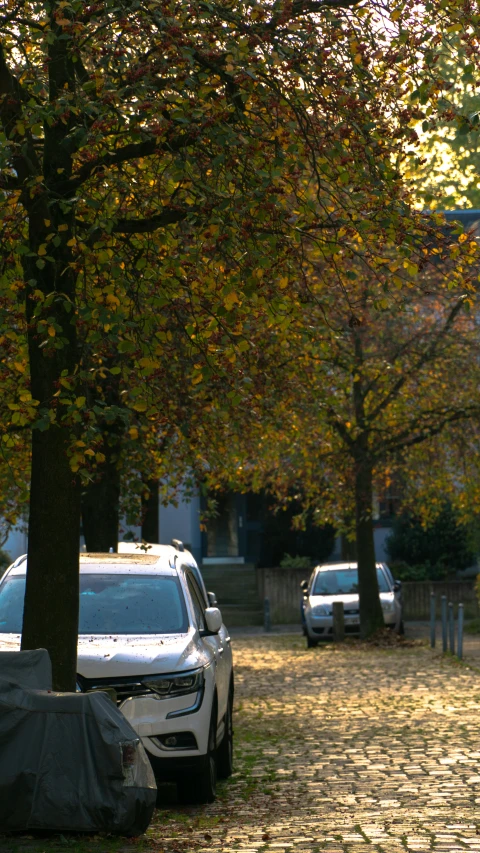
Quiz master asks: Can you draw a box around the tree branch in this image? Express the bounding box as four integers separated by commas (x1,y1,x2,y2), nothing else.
110,206,194,234
367,296,467,423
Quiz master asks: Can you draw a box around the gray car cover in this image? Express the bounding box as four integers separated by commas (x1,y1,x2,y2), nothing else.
0,650,157,835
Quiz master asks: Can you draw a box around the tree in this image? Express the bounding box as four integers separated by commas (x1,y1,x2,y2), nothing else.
405,34,480,210
1,0,478,686
207,264,480,636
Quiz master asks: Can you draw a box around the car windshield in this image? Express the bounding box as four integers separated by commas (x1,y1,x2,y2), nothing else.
0,574,188,635
312,567,390,595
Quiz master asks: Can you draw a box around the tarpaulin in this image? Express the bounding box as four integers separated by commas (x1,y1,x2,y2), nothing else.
0,650,156,835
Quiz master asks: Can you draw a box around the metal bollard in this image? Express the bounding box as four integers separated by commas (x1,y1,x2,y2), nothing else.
430,591,436,648
332,601,345,643
264,597,271,633
458,603,464,661
448,601,455,654
441,595,447,652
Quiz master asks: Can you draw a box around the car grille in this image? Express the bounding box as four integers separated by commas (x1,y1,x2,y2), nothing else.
77,674,155,704
313,624,360,635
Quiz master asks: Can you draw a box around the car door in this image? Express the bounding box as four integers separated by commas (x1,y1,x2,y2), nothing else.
185,571,229,723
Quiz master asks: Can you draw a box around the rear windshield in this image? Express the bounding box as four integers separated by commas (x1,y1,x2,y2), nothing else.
0,574,188,635
312,567,390,595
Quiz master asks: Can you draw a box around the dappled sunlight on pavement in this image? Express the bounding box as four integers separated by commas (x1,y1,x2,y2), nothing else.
152,633,480,853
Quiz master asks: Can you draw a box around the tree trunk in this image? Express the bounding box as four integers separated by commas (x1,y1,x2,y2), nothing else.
81,444,121,553
22,427,80,691
17,9,82,691
141,479,159,543
354,457,384,638
21,248,80,692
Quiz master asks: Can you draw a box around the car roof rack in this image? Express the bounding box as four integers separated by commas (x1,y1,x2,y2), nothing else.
171,538,184,552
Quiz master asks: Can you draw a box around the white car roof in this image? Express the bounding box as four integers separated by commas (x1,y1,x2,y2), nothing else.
5,546,196,578
314,562,385,572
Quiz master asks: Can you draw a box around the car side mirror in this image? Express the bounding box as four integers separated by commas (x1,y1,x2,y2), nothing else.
300,580,308,593
393,580,402,593
207,591,218,607
202,607,222,635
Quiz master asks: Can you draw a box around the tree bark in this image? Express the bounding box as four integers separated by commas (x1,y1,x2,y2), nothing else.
22,426,80,691
81,441,121,553
21,245,80,692
141,479,160,543
354,457,384,638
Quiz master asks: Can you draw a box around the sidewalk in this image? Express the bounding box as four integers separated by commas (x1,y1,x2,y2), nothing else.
406,619,480,663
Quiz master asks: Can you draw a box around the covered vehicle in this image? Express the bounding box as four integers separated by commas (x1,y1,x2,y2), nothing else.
0,649,156,834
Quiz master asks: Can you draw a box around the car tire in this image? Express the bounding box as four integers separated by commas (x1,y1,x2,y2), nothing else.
307,635,318,648
217,686,234,779
177,708,217,804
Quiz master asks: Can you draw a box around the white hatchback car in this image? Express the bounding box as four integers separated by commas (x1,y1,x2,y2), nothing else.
302,561,403,647
0,543,233,804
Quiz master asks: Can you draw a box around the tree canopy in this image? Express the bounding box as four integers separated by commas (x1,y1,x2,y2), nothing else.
1,0,480,681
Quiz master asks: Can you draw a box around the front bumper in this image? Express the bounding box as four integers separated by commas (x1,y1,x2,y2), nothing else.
305,610,397,638
79,665,215,762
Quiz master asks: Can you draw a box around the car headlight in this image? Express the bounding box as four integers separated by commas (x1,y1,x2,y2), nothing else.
311,604,331,616
381,600,395,614
142,668,204,698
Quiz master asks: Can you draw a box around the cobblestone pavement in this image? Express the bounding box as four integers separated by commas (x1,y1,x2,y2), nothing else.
4,632,480,853
153,633,480,853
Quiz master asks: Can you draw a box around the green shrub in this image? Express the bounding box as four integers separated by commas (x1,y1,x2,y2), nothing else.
388,560,431,581
279,553,313,569
386,503,474,580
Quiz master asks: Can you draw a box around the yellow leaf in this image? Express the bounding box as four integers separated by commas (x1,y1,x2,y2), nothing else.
38,245,47,256
13,362,26,373
132,401,148,412
95,452,106,463
129,427,139,440
48,325,56,337
84,449,95,456
224,291,241,311
58,224,68,232
75,396,86,408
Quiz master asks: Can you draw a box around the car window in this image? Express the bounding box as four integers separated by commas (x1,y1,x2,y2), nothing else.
186,574,206,631
0,574,188,635
312,567,390,595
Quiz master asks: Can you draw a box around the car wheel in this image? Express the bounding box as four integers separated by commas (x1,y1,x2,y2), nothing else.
177,708,217,804
217,686,233,779
307,635,318,648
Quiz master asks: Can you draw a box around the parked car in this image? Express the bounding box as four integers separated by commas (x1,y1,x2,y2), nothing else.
0,542,233,804
301,561,403,647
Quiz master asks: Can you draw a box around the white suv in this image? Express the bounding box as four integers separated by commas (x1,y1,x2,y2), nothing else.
0,543,233,804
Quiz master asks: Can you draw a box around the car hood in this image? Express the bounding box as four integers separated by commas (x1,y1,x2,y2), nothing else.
0,630,212,679
308,592,393,606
